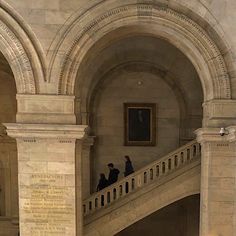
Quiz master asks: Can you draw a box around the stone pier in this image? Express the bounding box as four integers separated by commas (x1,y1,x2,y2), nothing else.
196,127,236,236
4,124,87,236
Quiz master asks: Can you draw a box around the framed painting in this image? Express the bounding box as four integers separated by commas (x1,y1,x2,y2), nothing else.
124,103,156,146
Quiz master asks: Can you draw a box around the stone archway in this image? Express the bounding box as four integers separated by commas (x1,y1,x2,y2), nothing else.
0,1,45,94
53,1,232,103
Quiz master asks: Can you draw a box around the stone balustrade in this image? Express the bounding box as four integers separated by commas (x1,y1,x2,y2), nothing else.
83,140,201,216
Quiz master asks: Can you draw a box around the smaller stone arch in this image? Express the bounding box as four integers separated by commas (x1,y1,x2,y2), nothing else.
0,1,45,94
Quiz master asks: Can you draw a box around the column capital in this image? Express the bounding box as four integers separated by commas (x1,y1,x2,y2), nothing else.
3,123,88,140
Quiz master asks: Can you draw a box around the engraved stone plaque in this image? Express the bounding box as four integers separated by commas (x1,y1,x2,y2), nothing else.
20,174,75,236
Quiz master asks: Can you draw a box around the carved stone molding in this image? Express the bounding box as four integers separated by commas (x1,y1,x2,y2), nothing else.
0,1,45,94
0,20,35,93
3,123,88,141
55,2,231,102
195,126,236,144
195,127,226,143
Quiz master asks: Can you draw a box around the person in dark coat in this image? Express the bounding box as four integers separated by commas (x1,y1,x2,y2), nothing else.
124,155,134,177
107,163,120,185
97,173,109,191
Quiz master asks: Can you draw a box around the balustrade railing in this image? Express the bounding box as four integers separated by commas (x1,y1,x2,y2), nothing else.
83,140,200,216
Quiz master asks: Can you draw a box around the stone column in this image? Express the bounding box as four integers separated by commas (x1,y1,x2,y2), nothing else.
4,123,87,236
195,127,236,236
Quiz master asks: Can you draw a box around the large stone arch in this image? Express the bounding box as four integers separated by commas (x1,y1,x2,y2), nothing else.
51,1,233,102
0,1,45,94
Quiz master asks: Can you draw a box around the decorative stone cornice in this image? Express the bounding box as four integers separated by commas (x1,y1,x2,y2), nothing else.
195,126,236,143
3,123,88,140
195,128,227,143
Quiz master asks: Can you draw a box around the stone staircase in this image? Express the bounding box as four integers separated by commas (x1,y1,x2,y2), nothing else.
83,141,201,236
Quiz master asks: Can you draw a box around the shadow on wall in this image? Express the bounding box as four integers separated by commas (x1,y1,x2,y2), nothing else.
116,194,200,236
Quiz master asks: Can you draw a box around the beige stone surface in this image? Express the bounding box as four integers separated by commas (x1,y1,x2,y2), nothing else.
0,0,236,235
16,94,76,124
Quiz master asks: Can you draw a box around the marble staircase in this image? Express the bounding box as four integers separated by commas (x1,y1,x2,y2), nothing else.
83,141,201,236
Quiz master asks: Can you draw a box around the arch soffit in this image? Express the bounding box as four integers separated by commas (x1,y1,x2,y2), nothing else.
0,1,45,94
54,2,231,101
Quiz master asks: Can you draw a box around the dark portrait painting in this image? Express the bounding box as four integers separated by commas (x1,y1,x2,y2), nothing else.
124,103,156,146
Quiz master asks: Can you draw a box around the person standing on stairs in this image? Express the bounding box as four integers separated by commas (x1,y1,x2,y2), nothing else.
107,163,120,185
124,155,134,177
97,173,109,191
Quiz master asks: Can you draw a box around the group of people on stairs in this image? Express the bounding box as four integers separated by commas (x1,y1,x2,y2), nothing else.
96,156,134,191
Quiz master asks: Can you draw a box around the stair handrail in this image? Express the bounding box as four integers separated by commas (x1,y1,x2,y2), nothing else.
83,140,200,216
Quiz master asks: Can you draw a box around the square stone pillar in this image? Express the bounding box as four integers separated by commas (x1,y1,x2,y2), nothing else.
80,137,95,199
195,127,236,236
4,123,87,236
